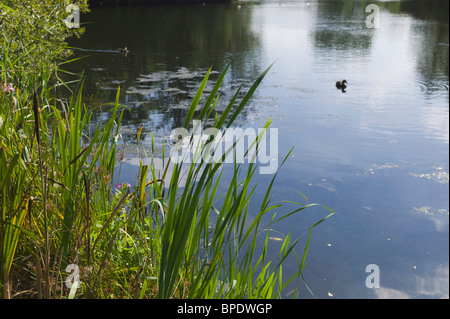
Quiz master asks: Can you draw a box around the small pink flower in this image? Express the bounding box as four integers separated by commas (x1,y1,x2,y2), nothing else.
117,183,131,189
2,83,15,93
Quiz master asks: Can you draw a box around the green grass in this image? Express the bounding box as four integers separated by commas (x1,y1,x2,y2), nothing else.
0,37,334,299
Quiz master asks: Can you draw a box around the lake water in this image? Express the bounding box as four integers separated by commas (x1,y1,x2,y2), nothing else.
67,0,449,298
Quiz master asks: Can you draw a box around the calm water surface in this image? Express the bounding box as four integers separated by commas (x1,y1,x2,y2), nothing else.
68,0,449,298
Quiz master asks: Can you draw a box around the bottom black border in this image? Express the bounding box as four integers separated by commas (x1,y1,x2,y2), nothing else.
1,298,443,317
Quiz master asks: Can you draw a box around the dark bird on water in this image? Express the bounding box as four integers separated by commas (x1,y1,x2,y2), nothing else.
119,47,129,54
335,80,348,90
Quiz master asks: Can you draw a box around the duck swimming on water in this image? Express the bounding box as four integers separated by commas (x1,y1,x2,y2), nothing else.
335,80,348,90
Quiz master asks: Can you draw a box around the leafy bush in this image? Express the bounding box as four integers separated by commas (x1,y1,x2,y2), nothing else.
0,0,89,72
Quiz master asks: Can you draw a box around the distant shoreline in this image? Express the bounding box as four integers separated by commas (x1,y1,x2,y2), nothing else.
88,0,233,7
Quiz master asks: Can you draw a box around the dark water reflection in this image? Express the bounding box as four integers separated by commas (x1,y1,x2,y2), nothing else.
67,0,448,298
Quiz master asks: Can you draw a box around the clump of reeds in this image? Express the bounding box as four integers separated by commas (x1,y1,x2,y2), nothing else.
0,39,334,299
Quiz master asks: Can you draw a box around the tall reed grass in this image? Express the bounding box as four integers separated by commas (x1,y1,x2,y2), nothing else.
0,38,334,298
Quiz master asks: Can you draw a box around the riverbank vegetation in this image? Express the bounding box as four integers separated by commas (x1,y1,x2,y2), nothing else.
0,0,333,299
